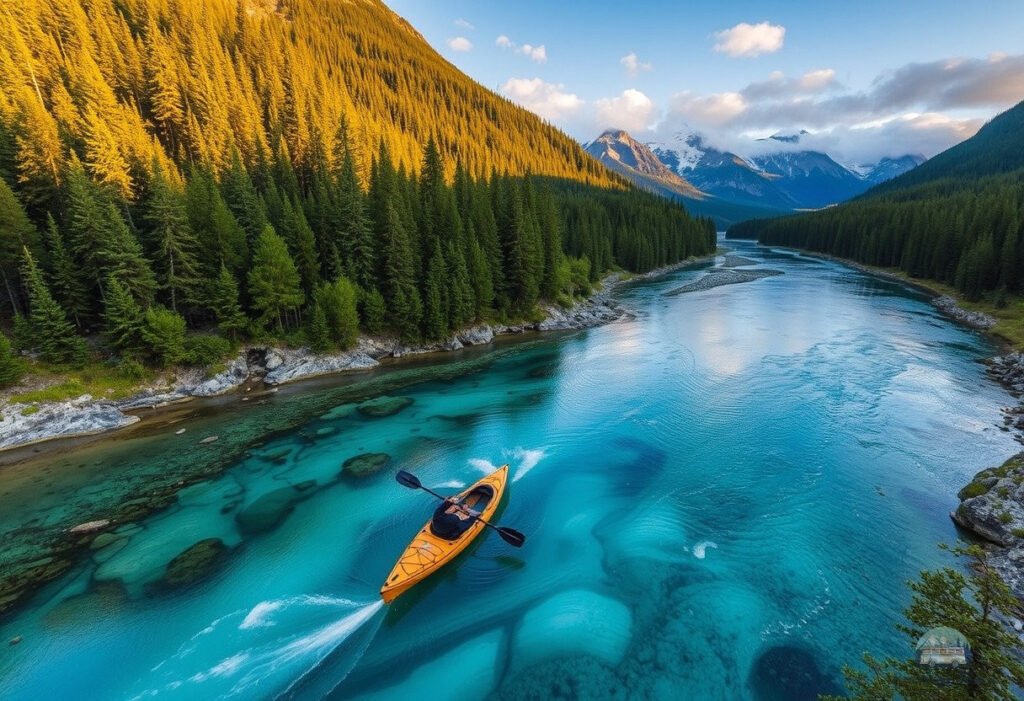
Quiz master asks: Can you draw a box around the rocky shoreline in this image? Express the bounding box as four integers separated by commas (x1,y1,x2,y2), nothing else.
0,270,635,453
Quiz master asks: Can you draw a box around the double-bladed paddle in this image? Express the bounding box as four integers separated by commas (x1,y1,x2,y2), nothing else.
395,470,526,548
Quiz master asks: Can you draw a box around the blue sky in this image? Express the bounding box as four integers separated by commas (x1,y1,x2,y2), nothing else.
383,0,1024,163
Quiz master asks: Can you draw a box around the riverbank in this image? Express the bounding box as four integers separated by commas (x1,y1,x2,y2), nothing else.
0,253,721,454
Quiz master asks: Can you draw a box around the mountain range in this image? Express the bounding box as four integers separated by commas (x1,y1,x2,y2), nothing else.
585,128,925,226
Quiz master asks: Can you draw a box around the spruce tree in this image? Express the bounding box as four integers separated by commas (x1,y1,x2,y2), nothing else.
221,150,268,243
103,276,146,356
247,225,304,331
0,178,42,315
306,302,330,352
361,287,386,335
423,241,448,340
317,278,360,348
210,265,247,340
141,307,187,367
20,247,87,365
43,215,90,328
185,166,248,277
144,161,199,312
0,331,23,388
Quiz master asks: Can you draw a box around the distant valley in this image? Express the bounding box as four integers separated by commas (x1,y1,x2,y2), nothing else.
585,128,925,227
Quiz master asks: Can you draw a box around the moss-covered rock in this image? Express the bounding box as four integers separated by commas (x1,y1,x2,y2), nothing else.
235,483,317,534
342,453,391,478
357,396,414,418
161,538,228,588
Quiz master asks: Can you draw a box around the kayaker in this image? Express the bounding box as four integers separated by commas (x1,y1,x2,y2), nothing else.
430,497,480,538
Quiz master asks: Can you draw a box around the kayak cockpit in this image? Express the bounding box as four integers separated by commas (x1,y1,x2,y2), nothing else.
429,485,494,540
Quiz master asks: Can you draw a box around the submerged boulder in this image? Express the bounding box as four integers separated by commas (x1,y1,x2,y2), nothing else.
512,589,633,673
357,396,414,418
342,452,392,478
236,483,317,534
160,538,229,589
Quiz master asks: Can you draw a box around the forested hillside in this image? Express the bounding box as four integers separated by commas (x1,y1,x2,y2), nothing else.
0,0,714,380
727,101,1024,302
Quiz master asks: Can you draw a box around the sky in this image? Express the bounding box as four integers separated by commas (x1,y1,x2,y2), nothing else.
382,0,1024,165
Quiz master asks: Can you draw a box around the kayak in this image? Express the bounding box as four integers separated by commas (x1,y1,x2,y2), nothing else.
380,465,509,603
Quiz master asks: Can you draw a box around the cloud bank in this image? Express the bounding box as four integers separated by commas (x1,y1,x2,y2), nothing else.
713,22,786,58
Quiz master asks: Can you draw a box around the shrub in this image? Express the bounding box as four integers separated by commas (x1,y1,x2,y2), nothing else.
141,307,187,367
117,357,147,381
960,481,991,499
999,511,1013,524
184,334,233,367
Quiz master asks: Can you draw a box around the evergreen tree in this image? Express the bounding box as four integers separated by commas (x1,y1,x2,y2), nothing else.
221,150,268,243
185,166,248,277
42,215,90,328
825,544,1024,701
380,202,422,341
0,178,41,315
361,287,386,335
279,196,319,295
210,264,247,340
20,247,87,364
103,275,145,356
144,161,200,312
317,277,360,349
142,307,187,367
247,225,304,330
423,240,448,340
305,302,330,352
0,331,23,388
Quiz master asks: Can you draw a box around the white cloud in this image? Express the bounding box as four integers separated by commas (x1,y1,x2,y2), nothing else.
447,37,473,52
713,22,786,58
621,52,653,78
454,18,474,31
799,69,836,91
496,36,547,63
595,89,657,132
669,91,747,125
518,44,547,64
501,78,583,122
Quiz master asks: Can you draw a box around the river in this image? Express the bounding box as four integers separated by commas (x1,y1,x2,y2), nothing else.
0,239,1017,700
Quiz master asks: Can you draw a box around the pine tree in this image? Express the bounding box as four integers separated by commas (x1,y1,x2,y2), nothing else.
317,277,360,349
20,247,87,365
422,241,448,341
144,160,199,312
247,225,304,330
221,150,268,242
42,215,90,328
0,178,41,316
305,302,330,352
103,275,145,356
185,166,248,277
141,307,187,367
279,196,319,295
0,331,23,388
210,264,247,340
361,287,386,336
380,202,422,341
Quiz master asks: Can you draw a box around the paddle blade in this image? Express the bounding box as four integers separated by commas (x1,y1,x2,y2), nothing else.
395,470,421,490
497,527,526,548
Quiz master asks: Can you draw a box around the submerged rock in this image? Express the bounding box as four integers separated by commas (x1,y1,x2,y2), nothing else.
342,452,392,477
161,538,229,588
9,635,22,646
748,645,841,701
512,589,633,672
69,520,111,534
235,483,317,534
357,396,414,418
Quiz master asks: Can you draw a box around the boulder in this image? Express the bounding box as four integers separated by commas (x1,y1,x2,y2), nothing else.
458,325,495,346
199,435,219,444
342,452,391,477
160,538,229,588
235,483,316,534
357,396,414,418
69,520,111,534
189,356,249,397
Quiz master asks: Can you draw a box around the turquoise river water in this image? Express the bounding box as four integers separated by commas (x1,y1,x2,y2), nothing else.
0,239,1018,700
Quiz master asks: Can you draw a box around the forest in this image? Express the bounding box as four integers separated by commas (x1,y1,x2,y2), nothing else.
0,0,715,381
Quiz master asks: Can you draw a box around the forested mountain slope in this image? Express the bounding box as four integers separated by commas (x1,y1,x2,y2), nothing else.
0,0,714,379
727,101,1024,302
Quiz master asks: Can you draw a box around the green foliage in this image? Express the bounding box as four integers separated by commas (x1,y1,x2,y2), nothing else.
143,161,200,312
0,177,42,316
141,307,187,367
247,226,304,331
316,278,360,349
20,247,87,365
210,265,247,340
183,335,233,367
102,276,145,356
360,287,387,335
824,544,1024,701
306,303,331,352
0,331,23,387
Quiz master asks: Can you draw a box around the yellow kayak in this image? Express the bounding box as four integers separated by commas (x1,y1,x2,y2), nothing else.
380,465,509,603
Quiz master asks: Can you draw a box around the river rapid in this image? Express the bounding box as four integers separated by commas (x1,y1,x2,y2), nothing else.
0,239,1017,700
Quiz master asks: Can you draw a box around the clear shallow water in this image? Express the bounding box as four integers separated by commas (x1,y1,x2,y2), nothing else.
0,240,1018,700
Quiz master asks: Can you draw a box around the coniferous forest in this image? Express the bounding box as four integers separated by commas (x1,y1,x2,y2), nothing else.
727,101,1024,303
0,0,715,375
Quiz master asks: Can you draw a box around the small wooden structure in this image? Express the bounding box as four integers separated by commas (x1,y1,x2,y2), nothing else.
916,626,970,667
